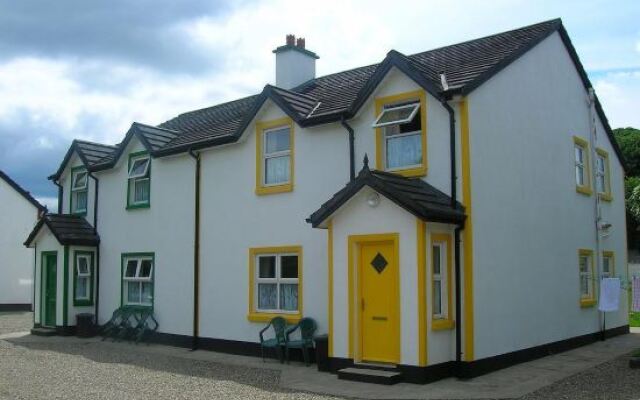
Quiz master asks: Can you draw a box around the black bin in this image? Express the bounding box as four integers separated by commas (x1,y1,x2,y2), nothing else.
314,334,330,372
76,313,96,338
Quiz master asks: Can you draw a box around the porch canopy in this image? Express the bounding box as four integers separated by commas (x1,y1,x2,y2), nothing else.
307,158,466,228
24,214,100,247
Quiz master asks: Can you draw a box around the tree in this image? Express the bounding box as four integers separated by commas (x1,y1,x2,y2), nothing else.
614,127,640,176
614,128,640,248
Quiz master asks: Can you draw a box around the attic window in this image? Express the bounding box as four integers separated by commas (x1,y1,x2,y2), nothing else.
372,102,420,128
128,157,150,179
72,171,88,190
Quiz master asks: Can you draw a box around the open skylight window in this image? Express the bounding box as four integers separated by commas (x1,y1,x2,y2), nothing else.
372,102,420,128
72,171,88,190
128,157,150,179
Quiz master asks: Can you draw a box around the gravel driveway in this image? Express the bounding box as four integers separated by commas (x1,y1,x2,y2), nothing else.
1,312,639,400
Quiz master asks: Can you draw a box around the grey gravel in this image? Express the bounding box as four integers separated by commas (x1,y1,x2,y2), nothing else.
0,311,32,335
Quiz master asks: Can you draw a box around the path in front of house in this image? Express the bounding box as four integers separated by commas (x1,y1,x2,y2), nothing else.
1,312,639,400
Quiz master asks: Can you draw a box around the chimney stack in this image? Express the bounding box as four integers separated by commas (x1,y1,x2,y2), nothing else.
273,34,319,89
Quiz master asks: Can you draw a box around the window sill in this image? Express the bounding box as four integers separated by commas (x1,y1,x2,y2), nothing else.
599,193,613,202
431,319,455,331
580,298,596,308
247,312,301,324
385,165,427,178
71,211,87,217
73,300,94,307
126,203,150,210
576,186,592,196
255,183,293,196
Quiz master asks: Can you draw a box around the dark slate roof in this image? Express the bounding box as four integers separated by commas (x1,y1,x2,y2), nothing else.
50,139,117,180
307,160,465,228
0,170,46,211
24,214,99,247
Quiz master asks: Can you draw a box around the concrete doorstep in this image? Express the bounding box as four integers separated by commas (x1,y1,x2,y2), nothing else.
5,331,640,400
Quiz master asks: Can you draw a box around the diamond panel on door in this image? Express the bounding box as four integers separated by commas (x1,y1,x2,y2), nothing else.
371,252,388,274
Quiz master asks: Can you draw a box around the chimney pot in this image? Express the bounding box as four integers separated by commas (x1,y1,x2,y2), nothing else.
296,38,305,49
286,34,295,46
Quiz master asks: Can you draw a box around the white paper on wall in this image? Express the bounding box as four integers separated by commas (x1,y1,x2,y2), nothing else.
598,278,620,312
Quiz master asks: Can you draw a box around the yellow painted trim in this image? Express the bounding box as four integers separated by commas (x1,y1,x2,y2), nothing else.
416,219,427,366
347,233,400,363
595,148,612,202
602,250,615,276
573,136,592,196
460,98,474,361
327,220,334,357
374,90,427,178
247,245,303,323
255,117,294,195
578,248,596,307
430,232,455,331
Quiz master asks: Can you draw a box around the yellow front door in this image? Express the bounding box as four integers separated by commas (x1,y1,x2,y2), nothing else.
359,240,399,364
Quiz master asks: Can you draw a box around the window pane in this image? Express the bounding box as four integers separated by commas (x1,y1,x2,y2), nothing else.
125,260,138,278
580,275,590,296
141,282,153,305
602,257,611,275
140,260,153,278
76,277,88,299
77,257,89,274
399,108,421,134
130,158,149,177
579,256,588,273
127,282,140,304
258,283,277,309
281,256,298,278
265,156,290,185
432,245,441,275
376,103,419,126
597,174,605,193
75,191,87,211
574,146,583,164
258,256,276,278
386,133,421,169
279,284,298,311
575,165,584,186
265,128,290,154
433,281,442,315
133,178,150,203
73,172,88,189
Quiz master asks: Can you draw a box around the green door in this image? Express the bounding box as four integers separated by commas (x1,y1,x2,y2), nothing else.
43,254,57,327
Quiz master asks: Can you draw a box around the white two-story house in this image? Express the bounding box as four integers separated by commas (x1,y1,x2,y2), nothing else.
25,19,628,383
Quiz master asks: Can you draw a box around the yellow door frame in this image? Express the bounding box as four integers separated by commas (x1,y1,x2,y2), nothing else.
347,233,400,364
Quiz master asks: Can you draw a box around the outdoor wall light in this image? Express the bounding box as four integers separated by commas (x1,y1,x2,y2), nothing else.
367,192,380,208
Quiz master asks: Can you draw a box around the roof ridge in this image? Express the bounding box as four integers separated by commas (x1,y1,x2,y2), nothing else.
74,139,118,149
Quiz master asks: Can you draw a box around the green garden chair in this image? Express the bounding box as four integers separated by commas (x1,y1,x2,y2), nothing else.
132,307,159,344
285,317,317,365
259,316,287,363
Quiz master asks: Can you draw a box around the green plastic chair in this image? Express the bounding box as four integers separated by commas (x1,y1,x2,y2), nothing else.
259,317,287,363
285,317,317,365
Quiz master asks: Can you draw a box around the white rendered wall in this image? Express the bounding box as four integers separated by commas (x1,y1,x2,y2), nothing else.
468,32,628,360
0,177,39,306
96,138,195,336
275,49,316,89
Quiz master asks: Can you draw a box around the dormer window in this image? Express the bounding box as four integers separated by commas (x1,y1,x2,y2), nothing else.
127,152,150,209
374,90,427,177
255,117,294,195
70,167,88,215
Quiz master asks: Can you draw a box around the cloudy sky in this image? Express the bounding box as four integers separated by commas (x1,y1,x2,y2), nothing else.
0,0,638,209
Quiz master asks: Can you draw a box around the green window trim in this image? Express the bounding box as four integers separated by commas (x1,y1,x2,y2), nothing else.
126,151,151,210
69,166,88,216
73,251,95,307
120,252,155,309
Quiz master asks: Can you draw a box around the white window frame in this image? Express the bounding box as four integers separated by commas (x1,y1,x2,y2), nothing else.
71,169,88,213
255,253,299,314
575,144,586,187
262,126,291,187
123,256,154,307
372,103,420,128
432,242,447,319
75,254,91,301
72,170,88,190
596,153,607,194
602,254,613,279
579,254,593,299
128,157,150,179
128,155,150,206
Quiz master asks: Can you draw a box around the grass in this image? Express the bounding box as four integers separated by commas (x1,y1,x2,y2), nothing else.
630,312,640,328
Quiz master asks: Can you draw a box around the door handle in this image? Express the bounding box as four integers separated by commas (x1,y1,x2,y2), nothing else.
372,316,388,321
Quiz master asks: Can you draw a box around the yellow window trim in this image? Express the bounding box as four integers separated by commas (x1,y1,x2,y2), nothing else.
573,136,592,196
460,98,474,361
602,250,615,276
327,220,334,357
247,245,303,323
595,148,612,202
578,248,596,307
374,90,427,178
430,232,455,331
347,233,400,362
255,117,294,195
416,219,427,366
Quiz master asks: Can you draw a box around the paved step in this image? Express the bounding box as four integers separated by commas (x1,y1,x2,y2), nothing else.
30,327,57,336
337,367,403,385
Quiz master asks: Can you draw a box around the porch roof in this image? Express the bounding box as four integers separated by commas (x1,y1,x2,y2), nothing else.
307,158,466,228
24,214,100,247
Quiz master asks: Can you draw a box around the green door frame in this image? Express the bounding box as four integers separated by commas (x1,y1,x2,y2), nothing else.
40,251,58,327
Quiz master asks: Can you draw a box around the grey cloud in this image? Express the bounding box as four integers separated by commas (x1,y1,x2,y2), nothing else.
0,0,243,74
